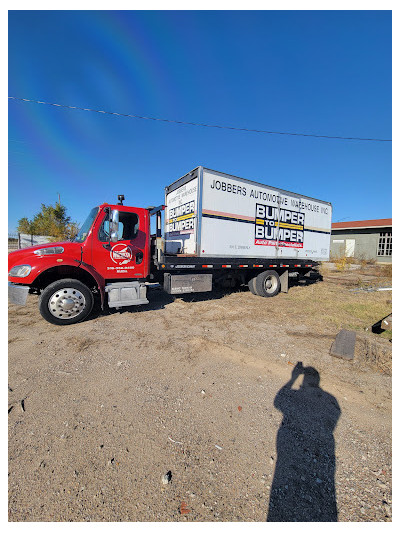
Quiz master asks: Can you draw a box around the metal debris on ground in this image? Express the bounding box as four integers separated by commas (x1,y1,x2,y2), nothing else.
349,286,392,293
382,315,392,329
168,436,183,445
370,313,392,334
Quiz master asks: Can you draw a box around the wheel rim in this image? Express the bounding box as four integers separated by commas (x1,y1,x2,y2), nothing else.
264,275,278,293
48,287,86,320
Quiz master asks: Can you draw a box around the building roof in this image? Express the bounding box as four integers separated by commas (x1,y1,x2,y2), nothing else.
332,218,392,230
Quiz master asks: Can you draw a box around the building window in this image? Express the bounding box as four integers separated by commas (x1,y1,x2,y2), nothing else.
377,231,392,256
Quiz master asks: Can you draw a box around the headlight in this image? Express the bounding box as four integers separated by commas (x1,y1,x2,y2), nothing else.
9,265,32,277
34,246,64,256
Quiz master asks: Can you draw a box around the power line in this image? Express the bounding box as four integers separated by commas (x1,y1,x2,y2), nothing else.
8,96,392,142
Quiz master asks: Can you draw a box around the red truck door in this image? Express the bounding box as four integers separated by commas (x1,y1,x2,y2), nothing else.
90,206,150,280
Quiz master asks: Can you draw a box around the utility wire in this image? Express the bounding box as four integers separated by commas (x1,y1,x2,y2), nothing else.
8,96,392,142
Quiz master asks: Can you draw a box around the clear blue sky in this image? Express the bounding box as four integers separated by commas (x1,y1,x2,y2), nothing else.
8,10,392,233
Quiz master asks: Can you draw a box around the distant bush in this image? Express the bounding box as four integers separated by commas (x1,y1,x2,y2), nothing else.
334,255,348,272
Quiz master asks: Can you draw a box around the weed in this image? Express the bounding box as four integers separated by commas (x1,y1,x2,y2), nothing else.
378,264,392,279
358,336,392,375
350,277,369,289
334,255,348,272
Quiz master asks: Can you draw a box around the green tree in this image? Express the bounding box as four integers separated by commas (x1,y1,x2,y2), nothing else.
16,217,33,234
17,202,79,241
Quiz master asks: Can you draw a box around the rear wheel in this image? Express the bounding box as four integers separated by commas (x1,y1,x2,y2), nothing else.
248,276,258,295
39,278,94,325
255,270,281,297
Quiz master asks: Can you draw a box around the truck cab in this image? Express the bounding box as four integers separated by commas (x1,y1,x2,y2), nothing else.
8,201,154,325
80,203,151,281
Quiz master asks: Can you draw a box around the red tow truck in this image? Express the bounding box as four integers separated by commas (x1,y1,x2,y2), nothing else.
8,167,330,325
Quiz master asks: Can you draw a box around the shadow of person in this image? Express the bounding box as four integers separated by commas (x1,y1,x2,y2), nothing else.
267,362,341,522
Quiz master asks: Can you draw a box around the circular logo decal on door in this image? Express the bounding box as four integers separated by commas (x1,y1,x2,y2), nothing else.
110,244,133,265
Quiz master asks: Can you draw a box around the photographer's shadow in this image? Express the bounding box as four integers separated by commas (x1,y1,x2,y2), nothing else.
267,363,341,522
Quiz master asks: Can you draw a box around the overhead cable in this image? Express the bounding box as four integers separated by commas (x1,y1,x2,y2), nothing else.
8,96,392,142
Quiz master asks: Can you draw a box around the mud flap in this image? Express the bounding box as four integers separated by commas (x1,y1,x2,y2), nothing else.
279,270,289,293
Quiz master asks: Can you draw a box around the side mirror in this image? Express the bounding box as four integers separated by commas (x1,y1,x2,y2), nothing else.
110,231,119,243
110,209,119,234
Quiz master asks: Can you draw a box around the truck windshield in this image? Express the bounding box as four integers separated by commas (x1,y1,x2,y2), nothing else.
74,207,99,243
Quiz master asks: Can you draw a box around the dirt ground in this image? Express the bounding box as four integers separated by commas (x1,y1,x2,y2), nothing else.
8,268,392,522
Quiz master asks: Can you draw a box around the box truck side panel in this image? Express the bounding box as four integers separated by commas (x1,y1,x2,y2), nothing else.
165,175,199,255
288,194,332,261
200,168,331,261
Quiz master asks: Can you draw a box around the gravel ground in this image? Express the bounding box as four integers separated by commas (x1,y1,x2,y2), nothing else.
8,274,392,522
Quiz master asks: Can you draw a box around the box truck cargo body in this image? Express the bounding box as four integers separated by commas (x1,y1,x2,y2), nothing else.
165,167,331,261
9,165,332,325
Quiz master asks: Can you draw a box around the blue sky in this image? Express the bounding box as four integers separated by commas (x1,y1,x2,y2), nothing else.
8,10,392,232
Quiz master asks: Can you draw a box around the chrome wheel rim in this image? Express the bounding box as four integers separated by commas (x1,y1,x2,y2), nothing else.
264,275,278,293
48,288,86,320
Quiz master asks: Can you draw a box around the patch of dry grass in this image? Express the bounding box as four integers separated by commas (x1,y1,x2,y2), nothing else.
208,275,392,342
68,337,94,352
356,336,392,375
377,263,392,280
276,277,391,336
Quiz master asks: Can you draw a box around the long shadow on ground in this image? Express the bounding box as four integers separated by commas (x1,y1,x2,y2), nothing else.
267,363,341,522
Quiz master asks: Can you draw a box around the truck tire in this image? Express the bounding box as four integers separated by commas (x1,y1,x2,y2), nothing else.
248,276,258,295
255,270,281,297
39,279,94,326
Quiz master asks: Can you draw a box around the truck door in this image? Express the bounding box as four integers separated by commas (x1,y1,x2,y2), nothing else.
91,207,149,280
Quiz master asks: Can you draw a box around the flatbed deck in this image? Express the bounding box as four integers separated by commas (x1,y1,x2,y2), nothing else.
157,255,318,271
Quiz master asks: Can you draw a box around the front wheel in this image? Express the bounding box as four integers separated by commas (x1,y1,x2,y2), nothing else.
39,278,94,325
255,270,281,297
